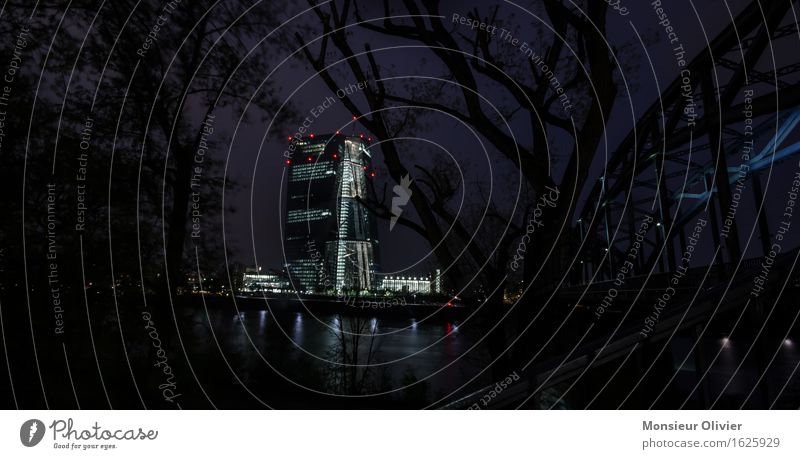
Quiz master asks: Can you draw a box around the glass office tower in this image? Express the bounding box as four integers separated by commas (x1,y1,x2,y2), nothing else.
284,133,379,293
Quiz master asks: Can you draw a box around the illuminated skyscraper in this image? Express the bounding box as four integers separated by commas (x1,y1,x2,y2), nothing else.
283,133,379,293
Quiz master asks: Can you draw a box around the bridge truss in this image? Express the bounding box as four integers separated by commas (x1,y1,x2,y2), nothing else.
574,0,800,283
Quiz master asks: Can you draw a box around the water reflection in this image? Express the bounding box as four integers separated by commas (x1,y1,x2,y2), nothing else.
258,310,268,334
293,312,304,345
182,308,481,397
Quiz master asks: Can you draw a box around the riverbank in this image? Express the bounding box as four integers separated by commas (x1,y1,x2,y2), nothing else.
177,293,469,321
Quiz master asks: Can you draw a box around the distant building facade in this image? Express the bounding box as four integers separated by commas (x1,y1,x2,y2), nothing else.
284,133,379,293
379,269,443,294
241,268,288,293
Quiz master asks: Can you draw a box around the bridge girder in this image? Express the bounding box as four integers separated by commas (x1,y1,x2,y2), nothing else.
575,0,800,281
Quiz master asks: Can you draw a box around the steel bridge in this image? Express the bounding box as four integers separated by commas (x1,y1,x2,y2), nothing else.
445,0,800,409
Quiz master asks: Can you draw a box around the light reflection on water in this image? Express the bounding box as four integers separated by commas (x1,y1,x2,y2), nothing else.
183,308,483,396
258,310,267,333
182,307,799,406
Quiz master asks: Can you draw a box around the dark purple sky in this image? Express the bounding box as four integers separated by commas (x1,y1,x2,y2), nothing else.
219,0,796,274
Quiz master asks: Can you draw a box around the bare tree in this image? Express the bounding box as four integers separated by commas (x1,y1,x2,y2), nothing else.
73,0,293,293
294,0,623,375
325,314,383,395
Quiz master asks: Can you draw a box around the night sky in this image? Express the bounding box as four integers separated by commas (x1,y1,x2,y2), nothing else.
221,0,784,274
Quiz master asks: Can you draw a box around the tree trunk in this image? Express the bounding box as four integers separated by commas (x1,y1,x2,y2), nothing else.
166,146,194,293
